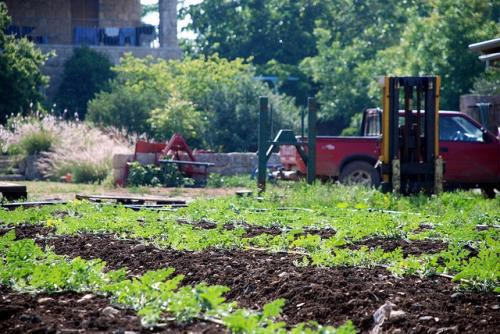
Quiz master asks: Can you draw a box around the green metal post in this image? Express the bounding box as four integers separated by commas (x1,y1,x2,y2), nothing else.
307,97,317,184
301,108,305,140
258,96,269,191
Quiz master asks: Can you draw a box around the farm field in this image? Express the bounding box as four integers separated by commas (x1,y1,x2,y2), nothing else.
0,182,498,333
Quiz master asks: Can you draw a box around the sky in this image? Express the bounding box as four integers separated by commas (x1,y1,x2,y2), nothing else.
140,0,203,39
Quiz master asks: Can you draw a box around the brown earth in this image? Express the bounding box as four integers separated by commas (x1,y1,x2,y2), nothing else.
0,287,224,334
348,237,448,257
0,225,499,334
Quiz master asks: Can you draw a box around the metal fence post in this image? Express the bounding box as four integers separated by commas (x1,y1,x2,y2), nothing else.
257,96,269,191
307,97,317,184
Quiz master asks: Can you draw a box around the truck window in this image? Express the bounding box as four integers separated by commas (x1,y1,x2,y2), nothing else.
439,116,484,142
365,113,381,136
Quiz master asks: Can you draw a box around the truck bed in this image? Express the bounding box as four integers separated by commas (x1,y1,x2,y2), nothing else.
280,136,379,177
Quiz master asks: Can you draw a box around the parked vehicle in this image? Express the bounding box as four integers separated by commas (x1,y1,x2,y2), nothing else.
280,109,500,195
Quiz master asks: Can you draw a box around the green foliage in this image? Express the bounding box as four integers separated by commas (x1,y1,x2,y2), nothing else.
301,0,425,130
87,54,298,151
1,182,499,292
453,237,500,292
149,95,204,145
183,1,327,66
0,231,115,293
64,161,110,184
127,161,165,187
181,0,333,102
55,47,114,119
340,113,362,136
141,3,158,17
471,69,500,95
206,174,255,188
0,3,50,123
0,230,354,332
127,161,194,187
371,0,499,111
19,129,55,155
87,55,172,134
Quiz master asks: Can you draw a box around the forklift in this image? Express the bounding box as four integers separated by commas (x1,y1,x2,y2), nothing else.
379,76,444,195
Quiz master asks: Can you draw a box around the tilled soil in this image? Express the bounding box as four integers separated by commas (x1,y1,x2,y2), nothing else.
0,287,224,334
1,225,499,334
182,220,337,239
348,237,448,256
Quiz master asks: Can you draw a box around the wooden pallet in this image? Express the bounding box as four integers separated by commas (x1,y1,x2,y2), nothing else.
75,193,187,205
0,182,27,201
2,200,67,210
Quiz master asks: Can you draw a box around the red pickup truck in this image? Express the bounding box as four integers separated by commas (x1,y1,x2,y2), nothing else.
280,109,500,195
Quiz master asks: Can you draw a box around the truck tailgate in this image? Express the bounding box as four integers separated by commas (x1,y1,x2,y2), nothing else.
279,136,379,177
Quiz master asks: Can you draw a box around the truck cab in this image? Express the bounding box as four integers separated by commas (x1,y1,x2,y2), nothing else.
279,109,500,194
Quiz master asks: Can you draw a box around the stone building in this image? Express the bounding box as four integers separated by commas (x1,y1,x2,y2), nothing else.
3,0,180,97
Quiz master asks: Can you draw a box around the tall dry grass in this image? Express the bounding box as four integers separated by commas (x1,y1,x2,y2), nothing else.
0,114,133,182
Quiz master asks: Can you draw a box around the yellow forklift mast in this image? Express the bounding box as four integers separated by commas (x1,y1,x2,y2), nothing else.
379,76,443,195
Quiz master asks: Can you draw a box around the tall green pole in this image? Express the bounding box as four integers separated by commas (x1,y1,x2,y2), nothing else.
258,96,269,192
307,97,317,184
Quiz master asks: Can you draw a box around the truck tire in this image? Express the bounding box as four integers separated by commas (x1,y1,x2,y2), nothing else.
481,187,496,199
339,161,380,187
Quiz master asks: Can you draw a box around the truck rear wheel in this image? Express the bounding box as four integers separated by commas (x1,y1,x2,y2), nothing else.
481,186,497,199
339,161,380,187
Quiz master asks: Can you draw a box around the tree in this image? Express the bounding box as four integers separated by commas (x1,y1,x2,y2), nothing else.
0,3,49,123
302,0,499,133
149,94,204,147
87,54,173,135
55,47,114,119
471,69,500,96
372,0,499,110
87,54,298,151
300,0,422,132
181,0,331,104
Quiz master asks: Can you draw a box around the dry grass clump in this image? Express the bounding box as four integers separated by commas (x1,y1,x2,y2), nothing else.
0,114,133,183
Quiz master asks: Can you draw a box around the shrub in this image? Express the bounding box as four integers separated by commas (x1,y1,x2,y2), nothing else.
19,129,55,155
87,55,299,151
127,162,165,187
471,69,500,96
55,46,114,119
0,113,132,182
149,95,204,146
0,4,50,123
36,120,132,183
67,161,110,184
0,113,55,156
127,161,195,187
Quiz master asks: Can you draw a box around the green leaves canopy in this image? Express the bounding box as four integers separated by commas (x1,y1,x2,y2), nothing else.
182,0,499,133
87,55,298,151
0,3,49,123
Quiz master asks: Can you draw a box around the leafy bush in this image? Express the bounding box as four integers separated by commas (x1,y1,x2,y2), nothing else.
127,162,165,187
88,55,298,151
55,46,114,119
0,4,50,123
127,161,194,187
471,69,500,96
19,129,55,155
149,95,204,147
63,161,110,184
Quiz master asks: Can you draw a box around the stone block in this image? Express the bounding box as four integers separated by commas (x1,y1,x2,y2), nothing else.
113,167,127,183
112,154,133,169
